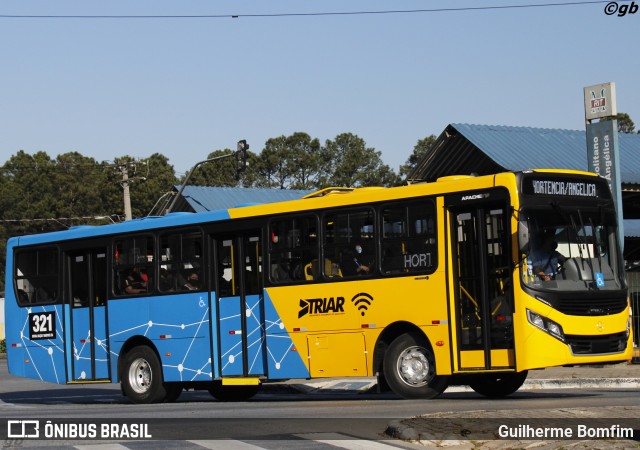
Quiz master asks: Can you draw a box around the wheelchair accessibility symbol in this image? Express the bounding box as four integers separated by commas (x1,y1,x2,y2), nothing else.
595,272,605,288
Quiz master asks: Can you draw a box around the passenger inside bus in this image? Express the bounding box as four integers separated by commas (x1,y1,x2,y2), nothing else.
182,271,200,291
159,268,176,292
341,243,374,276
530,231,566,281
124,268,147,294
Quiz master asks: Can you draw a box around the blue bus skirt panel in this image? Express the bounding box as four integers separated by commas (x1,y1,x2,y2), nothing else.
6,302,67,384
263,289,310,380
107,292,214,383
5,289,309,384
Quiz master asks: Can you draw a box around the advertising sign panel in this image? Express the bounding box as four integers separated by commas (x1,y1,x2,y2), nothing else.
584,82,617,121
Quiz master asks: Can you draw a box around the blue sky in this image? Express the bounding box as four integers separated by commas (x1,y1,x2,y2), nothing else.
1,0,638,177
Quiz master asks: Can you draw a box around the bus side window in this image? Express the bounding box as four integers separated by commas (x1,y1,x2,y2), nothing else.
114,236,155,296
381,201,437,275
16,289,30,304
269,216,319,283
326,209,375,278
15,247,59,305
159,230,202,293
382,244,405,273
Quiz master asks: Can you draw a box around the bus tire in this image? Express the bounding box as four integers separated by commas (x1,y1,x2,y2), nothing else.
121,346,166,404
468,371,528,398
208,382,260,402
383,333,448,399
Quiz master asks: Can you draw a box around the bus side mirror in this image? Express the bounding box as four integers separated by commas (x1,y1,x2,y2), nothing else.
518,220,530,253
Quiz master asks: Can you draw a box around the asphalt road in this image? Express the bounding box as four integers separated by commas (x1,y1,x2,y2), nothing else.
1,359,639,448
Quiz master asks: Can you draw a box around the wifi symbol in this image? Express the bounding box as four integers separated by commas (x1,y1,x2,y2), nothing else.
351,292,374,316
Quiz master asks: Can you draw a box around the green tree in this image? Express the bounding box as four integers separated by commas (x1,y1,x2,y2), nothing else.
185,149,246,187
52,152,116,223
601,112,635,134
254,136,292,189
321,133,400,188
400,135,437,179
0,151,119,285
1,151,58,235
286,132,322,190
249,132,323,190
134,153,178,216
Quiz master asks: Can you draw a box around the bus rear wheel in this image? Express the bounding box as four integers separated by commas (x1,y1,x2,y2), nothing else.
208,382,260,402
121,346,166,404
468,371,528,398
383,333,448,399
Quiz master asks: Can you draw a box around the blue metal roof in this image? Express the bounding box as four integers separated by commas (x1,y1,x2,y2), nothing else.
180,186,313,213
451,124,640,184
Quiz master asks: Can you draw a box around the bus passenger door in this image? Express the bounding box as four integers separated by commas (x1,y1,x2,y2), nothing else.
67,248,110,381
214,233,266,378
447,195,515,371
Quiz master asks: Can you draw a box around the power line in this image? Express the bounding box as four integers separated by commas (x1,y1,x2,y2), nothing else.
0,159,147,173
0,1,611,19
0,216,117,222
0,216,120,227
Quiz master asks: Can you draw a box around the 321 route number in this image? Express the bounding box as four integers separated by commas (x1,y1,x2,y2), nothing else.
29,311,56,340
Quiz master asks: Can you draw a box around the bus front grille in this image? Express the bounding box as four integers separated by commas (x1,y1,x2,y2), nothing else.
556,297,627,316
565,331,628,355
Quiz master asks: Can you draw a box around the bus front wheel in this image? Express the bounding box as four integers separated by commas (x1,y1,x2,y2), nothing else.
383,333,448,399
121,346,166,404
468,371,528,398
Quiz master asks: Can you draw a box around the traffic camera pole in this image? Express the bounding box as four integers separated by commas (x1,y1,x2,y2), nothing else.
165,140,249,214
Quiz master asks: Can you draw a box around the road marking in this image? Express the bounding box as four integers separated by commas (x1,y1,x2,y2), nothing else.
74,444,130,450
188,440,265,449
295,433,402,449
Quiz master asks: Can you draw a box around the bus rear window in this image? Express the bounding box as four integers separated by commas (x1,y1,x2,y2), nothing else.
14,247,59,305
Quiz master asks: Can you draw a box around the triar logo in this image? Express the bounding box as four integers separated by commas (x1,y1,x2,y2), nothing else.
298,296,345,318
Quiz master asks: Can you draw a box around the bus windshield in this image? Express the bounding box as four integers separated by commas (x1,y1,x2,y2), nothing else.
521,206,623,292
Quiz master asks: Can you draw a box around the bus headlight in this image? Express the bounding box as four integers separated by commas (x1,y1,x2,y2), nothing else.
527,309,565,342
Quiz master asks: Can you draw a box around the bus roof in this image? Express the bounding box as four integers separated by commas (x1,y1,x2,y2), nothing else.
7,169,599,248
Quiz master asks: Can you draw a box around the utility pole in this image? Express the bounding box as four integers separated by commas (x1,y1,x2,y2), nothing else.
114,159,146,221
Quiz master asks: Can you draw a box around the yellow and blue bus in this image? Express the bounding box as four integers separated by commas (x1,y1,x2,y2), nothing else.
4,169,633,403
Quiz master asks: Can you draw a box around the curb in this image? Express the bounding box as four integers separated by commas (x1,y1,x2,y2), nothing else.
522,377,640,390
263,377,640,395
446,377,640,392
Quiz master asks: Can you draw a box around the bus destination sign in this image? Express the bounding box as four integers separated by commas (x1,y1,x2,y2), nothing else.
524,178,599,198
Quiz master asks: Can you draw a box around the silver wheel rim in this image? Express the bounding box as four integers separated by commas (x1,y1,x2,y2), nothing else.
128,357,152,394
396,346,431,387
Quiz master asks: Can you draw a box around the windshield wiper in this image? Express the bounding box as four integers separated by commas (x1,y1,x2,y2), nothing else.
577,210,598,290
589,216,602,271
569,214,584,261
